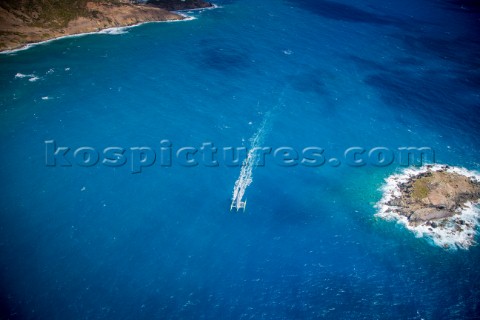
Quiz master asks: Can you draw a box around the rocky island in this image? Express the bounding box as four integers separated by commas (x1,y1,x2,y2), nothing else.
376,165,480,249
0,0,213,52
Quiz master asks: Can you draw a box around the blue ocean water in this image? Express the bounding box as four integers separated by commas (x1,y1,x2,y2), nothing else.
0,0,480,318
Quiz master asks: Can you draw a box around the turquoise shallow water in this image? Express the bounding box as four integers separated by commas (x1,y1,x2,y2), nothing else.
0,0,480,319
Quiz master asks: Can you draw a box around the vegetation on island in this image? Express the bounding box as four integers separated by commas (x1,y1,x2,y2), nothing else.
0,0,212,51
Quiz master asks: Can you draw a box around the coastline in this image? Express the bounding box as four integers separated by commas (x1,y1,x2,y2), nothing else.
175,3,220,12
0,15,195,55
375,164,480,249
0,2,216,55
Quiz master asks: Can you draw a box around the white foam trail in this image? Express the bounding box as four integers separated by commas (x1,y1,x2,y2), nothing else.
375,164,480,249
15,73,41,82
15,73,34,79
230,118,268,211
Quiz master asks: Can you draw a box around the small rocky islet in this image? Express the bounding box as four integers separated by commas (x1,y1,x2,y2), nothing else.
377,165,480,249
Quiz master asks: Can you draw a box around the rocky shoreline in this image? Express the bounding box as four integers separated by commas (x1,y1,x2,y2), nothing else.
376,165,480,249
0,1,213,53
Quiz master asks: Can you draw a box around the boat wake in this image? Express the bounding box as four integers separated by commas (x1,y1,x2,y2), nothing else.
230,117,269,212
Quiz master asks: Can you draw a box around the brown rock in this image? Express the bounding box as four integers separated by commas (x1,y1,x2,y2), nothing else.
0,0,212,52
409,208,453,222
390,170,480,227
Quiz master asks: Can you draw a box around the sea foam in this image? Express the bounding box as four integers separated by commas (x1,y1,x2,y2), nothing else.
15,73,40,82
375,164,480,249
175,3,222,14
98,27,128,35
15,73,33,79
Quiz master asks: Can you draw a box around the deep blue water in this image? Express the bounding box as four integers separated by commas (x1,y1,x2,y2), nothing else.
0,0,480,319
